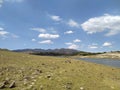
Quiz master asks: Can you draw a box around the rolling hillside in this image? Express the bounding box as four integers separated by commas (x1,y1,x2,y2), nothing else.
0,50,120,90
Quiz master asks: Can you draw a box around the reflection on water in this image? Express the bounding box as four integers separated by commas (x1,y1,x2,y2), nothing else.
76,58,120,68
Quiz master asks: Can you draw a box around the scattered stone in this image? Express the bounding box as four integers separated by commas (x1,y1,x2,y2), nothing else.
46,75,51,79
0,79,10,89
23,80,28,85
23,76,31,80
0,72,3,75
40,85,43,90
37,69,43,73
31,76,35,79
80,87,84,90
65,82,72,89
0,83,5,89
111,86,115,89
3,80,9,85
5,78,10,84
65,60,71,63
9,81,16,88
31,82,35,85
33,79,37,82
32,69,43,75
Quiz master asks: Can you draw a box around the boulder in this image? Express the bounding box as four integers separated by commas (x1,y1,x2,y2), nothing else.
0,83,5,89
9,81,16,88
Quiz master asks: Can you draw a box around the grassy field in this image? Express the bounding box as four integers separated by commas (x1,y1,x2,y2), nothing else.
0,50,120,90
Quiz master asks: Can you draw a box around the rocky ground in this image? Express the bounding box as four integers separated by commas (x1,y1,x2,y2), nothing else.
73,52,120,60
0,50,120,90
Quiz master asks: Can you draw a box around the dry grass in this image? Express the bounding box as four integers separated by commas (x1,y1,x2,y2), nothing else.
0,50,120,90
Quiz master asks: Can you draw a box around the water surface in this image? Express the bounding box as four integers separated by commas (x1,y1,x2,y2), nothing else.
76,58,120,68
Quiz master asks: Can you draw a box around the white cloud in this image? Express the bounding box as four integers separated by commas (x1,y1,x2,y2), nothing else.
65,42,73,45
73,39,81,43
50,15,61,21
38,33,59,39
0,27,4,31
0,30,9,36
68,19,79,28
31,28,46,33
0,0,24,7
0,27,19,39
68,44,79,49
88,45,98,49
103,42,112,47
88,43,98,49
38,40,53,44
64,30,73,34
81,14,120,36
32,38,36,42
47,27,58,34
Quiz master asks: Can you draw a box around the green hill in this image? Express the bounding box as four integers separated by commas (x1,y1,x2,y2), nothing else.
0,50,120,90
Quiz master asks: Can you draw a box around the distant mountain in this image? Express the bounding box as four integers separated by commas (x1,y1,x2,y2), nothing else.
13,48,79,56
0,48,10,51
13,49,46,53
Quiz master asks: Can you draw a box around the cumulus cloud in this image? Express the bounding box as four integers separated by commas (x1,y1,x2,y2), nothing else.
64,30,73,34
0,30,9,36
32,38,36,42
73,39,81,43
65,42,73,45
31,28,46,33
103,42,112,47
0,27,4,31
38,40,53,44
68,19,79,28
0,27,9,37
81,14,120,36
0,27,19,39
50,15,61,21
68,44,79,49
38,33,59,39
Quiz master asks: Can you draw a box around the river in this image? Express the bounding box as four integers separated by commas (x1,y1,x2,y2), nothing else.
76,58,120,68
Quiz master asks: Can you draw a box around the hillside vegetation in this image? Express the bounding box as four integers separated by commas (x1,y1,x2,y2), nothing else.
0,50,120,90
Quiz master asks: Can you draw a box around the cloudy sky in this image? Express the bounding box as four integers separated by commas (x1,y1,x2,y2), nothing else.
0,0,120,52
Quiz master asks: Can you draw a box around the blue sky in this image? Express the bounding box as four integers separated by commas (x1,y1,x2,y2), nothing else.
0,0,120,52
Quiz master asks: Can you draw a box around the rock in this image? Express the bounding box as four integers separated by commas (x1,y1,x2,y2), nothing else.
5,78,10,84
80,87,84,90
9,81,16,88
0,72,3,75
37,69,43,73
32,69,42,75
65,60,71,63
40,85,43,90
0,79,10,89
0,83,5,89
23,76,31,80
46,75,51,79
111,86,115,89
65,82,72,89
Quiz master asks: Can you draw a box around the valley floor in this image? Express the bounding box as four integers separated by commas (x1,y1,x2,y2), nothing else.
0,51,120,90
